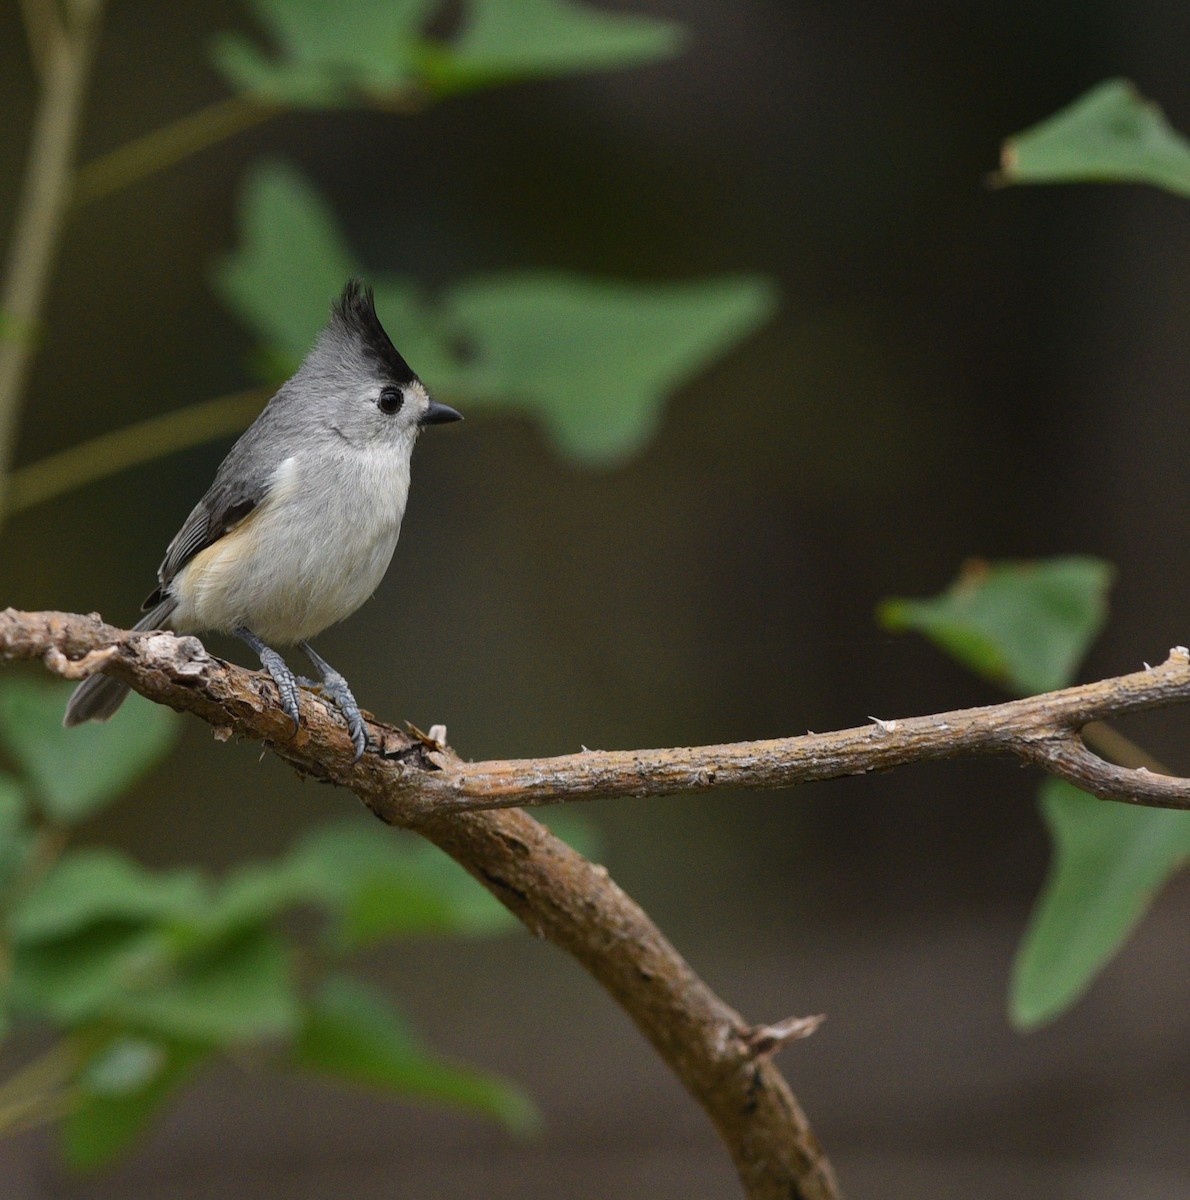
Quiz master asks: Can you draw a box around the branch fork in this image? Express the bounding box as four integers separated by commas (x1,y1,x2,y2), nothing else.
8,609,1190,1199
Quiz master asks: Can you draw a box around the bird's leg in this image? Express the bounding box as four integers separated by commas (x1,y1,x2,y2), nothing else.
234,627,301,735
299,641,369,763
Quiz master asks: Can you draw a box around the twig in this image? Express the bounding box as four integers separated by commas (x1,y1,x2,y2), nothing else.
7,619,1190,1195
4,385,268,515
10,620,1190,1196
18,0,64,80
72,94,281,207
0,608,841,1200
0,0,105,513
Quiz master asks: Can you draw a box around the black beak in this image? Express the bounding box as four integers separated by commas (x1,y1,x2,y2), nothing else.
420,399,463,426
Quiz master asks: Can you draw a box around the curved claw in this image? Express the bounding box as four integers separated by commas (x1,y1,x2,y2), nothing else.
235,627,301,737
300,642,370,763
259,649,301,735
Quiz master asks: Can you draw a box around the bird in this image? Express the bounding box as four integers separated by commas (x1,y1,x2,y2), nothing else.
64,278,462,761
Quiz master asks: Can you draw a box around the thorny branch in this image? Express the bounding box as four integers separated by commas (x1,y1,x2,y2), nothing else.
8,610,1190,1197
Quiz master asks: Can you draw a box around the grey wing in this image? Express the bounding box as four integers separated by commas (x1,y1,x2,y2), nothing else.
140,427,286,610
140,384,305,610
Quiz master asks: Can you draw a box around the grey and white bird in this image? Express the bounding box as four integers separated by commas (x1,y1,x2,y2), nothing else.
64,279,462,759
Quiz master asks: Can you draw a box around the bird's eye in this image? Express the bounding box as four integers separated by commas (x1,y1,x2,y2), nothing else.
378,386,403,415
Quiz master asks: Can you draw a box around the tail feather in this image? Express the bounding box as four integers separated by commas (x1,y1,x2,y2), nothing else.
63,600,177,728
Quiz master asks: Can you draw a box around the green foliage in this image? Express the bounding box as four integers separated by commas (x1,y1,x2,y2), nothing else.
0,806,533,1170
1000,79,1190,198
1010,780,1190,1030
0,774,33,887
295,975,538,1133
0,679,178,824
881,556,1189,1027
419,0,684,95
213,0,432,105
446,272,778,463
213,0,683,106
108,928,300,1043
215,163,778,465
878,557,1113,695
284,819,518,946
9,924,172,1025
10,850,205,943
63,1038,209,1171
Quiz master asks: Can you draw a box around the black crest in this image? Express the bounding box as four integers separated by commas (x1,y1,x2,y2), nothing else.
333,278,417,385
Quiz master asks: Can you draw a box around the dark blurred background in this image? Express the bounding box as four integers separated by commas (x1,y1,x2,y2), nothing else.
2,1,1188,1195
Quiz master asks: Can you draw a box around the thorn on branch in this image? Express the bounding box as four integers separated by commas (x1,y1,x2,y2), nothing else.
743,1013,826,1060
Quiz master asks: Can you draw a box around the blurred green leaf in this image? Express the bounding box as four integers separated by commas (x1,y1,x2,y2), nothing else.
63,1038,209,1172
1011,780,1190,1029
10,850,206,944
214,161,360,360
186,859,313,940
213,0,684,106
0,774,33,887
421,0,684,94
109,928,300,1044
10,924,171,1024
444,272,779,463
0,680,178,824
78,1036,166,1096
295,975,538,1133
212,0,433,106
1000,79,1190,198
287,819,516,947
878,557,1113,694
216,165,778,466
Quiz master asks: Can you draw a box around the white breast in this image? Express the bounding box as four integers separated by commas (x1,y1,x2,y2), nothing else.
171,446,413,644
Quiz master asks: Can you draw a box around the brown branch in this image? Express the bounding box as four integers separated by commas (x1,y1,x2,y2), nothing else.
0,609,840,1200
6,611,1190,1194
6,612,1188,815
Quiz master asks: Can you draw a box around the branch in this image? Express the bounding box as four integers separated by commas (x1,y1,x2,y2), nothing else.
4,385,268,516
71,94,280,207
0,0,104,512
0,609,839,1200
18,0,64,80
7,612,1189,815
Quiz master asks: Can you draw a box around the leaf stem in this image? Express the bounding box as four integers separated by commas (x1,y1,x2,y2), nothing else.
72,94,283,207
0,0,105,516
4,386,268,516
17,0,64,79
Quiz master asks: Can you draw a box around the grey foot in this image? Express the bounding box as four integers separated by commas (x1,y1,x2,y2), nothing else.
301,642,369,763
235,627,300,734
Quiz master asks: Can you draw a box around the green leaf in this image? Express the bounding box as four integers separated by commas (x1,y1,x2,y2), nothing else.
10,849,207,944
109,928,300,1043
1000,79,1190,198
878,557,1113,694
211,0,434,107
0,679,178,824
295,975,538,1133
217,167,778,465
421,0,684,94
287,819,516,947
213,161,361,361
444,272,779,463
10,924,172,1024
186,859,314,939
1010,780,1190,1029
63,1038,209,1172
78,1036,166,1096
0,774,33,887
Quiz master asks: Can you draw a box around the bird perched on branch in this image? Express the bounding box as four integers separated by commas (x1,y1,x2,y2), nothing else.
64,278,462,760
